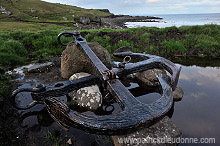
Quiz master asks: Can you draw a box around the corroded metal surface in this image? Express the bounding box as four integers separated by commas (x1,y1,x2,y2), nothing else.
11,31,181,135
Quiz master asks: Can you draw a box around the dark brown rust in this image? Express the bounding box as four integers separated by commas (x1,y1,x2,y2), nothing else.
11,31,181,135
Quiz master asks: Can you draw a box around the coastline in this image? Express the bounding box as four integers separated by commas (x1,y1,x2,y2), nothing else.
74,14,162,30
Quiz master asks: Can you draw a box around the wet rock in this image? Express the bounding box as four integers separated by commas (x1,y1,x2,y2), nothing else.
27,62,54,73
61,42,112,79
68,72,102,110
172,87,184,101
112,116,182,146
135,69,166,87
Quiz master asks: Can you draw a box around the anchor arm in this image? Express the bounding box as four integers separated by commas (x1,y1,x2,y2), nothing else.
11,74,101,110
45,75,173,135
113,52,181,90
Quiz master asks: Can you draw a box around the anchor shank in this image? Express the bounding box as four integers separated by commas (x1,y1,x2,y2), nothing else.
77,39,110,81
107,79,141,110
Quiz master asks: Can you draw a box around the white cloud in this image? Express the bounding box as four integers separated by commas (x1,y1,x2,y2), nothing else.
42,0,220,15
147,0,164,3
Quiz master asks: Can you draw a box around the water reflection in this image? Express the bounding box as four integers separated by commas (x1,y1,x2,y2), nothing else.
172,65,220,145
14,58,220,145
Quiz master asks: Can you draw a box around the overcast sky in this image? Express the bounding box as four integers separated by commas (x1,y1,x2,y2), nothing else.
43,0,220,15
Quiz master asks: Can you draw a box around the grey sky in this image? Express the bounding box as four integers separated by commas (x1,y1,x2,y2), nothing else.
42,0,220,15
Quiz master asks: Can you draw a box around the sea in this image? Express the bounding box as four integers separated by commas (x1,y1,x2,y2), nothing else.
126,13,220,28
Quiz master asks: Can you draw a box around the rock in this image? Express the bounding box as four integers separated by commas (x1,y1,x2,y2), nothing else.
0,6,5,11
135,69,166,88
114,46,132,53
79,16,90,25
31,9,37,13
172,87,184,101
112,116,182,146
1,10,12,15
0,6,12,15
90,16,101,24
27,62,54,73
61,42,112,79
76,16,101,25
67,138,72,145
62,17,68,20
99,9,111,13
68,72,102,110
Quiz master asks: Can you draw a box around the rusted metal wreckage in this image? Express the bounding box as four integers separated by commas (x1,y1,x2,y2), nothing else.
12,31,181,135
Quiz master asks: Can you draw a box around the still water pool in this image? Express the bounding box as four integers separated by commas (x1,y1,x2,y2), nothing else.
16,58,220,145
172,64,220,145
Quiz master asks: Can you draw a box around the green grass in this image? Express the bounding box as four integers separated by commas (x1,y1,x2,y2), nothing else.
82,24,220,57
0,24,220,100
0,24,219,68
0,0,112,31
0,30,64,67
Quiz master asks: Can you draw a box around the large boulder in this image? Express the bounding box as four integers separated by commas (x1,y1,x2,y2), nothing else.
135,69,166,87
136,69,184,101
68,72,102,110
61,42,112,79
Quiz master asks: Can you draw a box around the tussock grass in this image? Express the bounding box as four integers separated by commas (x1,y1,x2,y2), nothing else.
82,24,220,57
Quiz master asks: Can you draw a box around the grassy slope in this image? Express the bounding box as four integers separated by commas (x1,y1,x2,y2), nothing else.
0,0,111,30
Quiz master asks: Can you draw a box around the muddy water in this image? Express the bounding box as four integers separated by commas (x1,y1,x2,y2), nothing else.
14,58,220,145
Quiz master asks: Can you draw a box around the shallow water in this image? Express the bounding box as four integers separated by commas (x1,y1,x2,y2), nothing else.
14,58,220,145
172,64,220,145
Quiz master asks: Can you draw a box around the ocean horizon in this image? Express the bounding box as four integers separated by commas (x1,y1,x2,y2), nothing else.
126,13,220,28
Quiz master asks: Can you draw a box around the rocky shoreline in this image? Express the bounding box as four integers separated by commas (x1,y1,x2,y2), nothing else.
75,14,162,30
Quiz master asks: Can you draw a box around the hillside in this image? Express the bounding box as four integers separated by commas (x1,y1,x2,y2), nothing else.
0,0,112,30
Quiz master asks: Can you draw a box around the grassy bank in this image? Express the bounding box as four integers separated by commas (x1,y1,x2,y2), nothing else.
0,25,220,67
81,24,220,58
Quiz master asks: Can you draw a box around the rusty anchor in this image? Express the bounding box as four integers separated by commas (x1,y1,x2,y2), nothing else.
11,31,181,135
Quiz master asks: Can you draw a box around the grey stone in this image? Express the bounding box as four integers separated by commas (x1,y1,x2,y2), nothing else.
62,17,68,20
27,62,54,73
90,16,101,24
172,87,184,101
61,42,112,79
135,69,166,87
0,6,12,15
79,16,90,25
0,6,6,11
112,116,182,146
68,72,102,110
31,9,37,13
